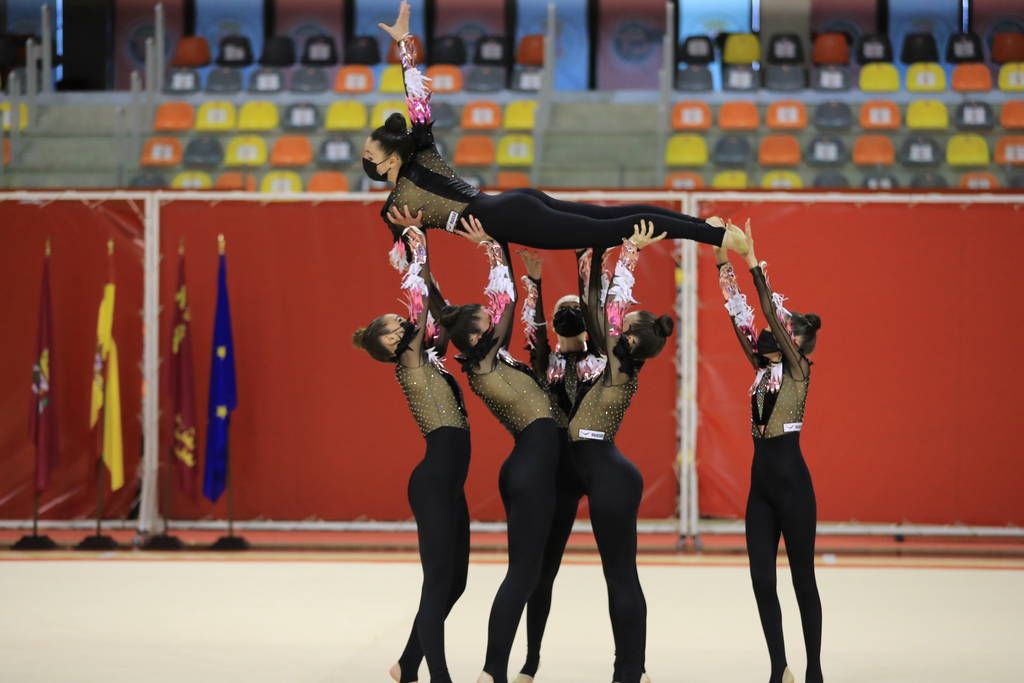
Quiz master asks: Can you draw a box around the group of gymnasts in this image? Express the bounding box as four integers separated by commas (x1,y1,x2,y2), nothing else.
351,4,825,683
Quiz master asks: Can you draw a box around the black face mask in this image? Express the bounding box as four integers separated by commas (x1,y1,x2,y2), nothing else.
755,328,780,368
389,320,418,362
612,335,642,377
552,306,586,338
363,156,389,182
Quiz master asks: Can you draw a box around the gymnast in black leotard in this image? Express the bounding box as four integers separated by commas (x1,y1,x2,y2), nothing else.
352,225,469,683
714,220,824,683
366,2,745,253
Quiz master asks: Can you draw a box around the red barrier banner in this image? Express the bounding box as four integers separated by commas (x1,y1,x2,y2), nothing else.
695,199,1024,526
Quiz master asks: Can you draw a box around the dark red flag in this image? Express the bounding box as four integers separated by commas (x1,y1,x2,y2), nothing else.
170,245,198,498
30,245,58,492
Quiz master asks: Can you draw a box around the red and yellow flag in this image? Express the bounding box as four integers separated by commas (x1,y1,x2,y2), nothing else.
30,241,58,492
89,240,123,491
170,242,198,498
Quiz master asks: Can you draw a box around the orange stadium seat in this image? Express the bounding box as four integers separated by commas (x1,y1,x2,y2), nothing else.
494,171,532,190
270,136,313,167
454,136,496,166
853,135,895,166
1000,101,1024,130
812,32,850,65
154,102,195,132
952,63,993,93
461,101,502,130
860,100,901,130
719,101,759,131
425,65,463,93
959,171,1000,189
140,137,182,167
664,171,704,190
672,101,711,131
308,171,350,192
215,172,257,191
334,65,374,93
759,135,802,166
170,36,211,67
766,101,808,130
995,136,1024,165
518,35,545,66
387,35,424,63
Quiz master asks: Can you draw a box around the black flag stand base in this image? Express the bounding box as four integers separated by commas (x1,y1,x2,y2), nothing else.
210,534,249,551
75,534,119,551
12,534,58,550
142,534,185,551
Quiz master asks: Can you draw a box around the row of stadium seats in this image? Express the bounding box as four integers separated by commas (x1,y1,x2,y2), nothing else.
665,133,1024,168
664,169,1024,190
671,101,1024,132
141,134,536,169
153,100,537,134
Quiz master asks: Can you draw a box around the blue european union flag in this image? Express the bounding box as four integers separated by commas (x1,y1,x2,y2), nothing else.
203,250,237,503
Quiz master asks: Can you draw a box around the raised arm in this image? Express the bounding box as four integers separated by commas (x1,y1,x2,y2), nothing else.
578,248,609,355
713,246,758,370
379,1,432,129
519,250,550,378
397,226,430,365
456,215,516,370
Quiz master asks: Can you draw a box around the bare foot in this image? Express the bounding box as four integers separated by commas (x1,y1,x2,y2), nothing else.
476,673,495,683
722,223,748,255
642,674,653,683
388,662,408,682
512,675,534,683
782,668,795,683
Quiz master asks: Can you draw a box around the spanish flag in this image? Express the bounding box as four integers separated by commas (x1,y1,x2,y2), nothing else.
89,240,124,491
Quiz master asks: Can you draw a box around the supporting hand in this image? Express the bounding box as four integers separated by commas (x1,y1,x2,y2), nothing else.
519,249,543,279
628,219,668,250
387,204,424,229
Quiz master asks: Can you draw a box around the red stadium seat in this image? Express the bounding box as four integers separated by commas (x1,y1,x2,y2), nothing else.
812,32,850,65
171,36,211,67
387,35,424,64
992,32,1024,64
518,35,545,66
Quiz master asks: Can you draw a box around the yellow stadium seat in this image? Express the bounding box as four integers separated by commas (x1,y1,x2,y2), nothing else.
325,101,368,131
946,134,990,167
260,171,303,193
171,171,212,189
225,136,268,167
372,101,410,128
0,102,28,131
998,63,1024,92
504,100,537,130
237,101,279,131
906,63,946,93
665,134,708,166
761,170,802,189
906,100,949,130
497,135,534,166
379,64,406,93
723,34,760,65
195,101,237,132
712,170,748,189
858,63,900,92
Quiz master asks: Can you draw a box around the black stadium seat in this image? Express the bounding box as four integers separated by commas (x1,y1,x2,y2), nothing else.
945,32,984,63
681,35,715,65
767,34,804,65
431,35,467,65
216,35,254,67
345,36,381,65
856,34,893,64
900,33,938,64
302,35,338,66
474,35,508,66
260,36,296,68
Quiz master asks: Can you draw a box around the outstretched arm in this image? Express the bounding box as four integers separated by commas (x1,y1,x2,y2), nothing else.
519,250,550,378
397,225,430,366
713,246,758,370
379,1,432,128
457,215,516,370
578,248,610,355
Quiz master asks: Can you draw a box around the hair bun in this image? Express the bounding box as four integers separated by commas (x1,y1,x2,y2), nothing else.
439,305,460,328
384,112,408,135
655,315,675,338
804,313,821,332
352,327,368,348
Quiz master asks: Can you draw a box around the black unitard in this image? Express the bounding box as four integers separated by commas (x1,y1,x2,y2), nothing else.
718,261,823,683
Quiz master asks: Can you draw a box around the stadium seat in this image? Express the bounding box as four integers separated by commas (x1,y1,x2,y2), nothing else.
665,134,708,166
432,102,458,130
1001,102,1024,129
909,172,948,188
813,101,853,130
387,35,424,64
811,65,852,91
325,102,367,131
1011,174,1024,188
205,68,242,93
995,136,1024,165
853,135,895,166
723,65,759,91
906,100,949,130
454,136,496,166
946,32,984,63
171,36,211,67
899,136,942,167
859,63,900,92
664,171,704,190
317,137,354,167
494,171,532,190
812,33,850,65
334,65,374,93
857,34,893,64
681,35,715,65
959,171,1000,189
676,66,714,91
346,36,381,65
290,67,329,93
765,65,806,91
260,171,303,194
711,170,748,189
271,136,313,167
260,36,295,68
998,63,1024,92
711,136,753,165
724,34,760,64
719,101,759,131
504,100,537,131
301,35,338,66
859,100,900,130
807,136,848,166
761,170,802,189
426,65,463,94
956,102,995,131
171,171,212,189
946,134,990,166
906,63,946,93
432,35,468,65
283,103,320,132
130,172,167,188
513,35,545,91
497,135,534,166
215,172,256,191
141,137,182,167
672,101,712,131
952,64,992,93
165,69,200,94
512,67,543,92
195,102,238,133
225,136,268,167
461,101,502,130
372,102,409,128
767,34,804,65
813,171,850,188
248,68,284,94
217,35,253,67
153,102,193,132
900,33,938,64
992,32,1024,64
238,101,279,132
465,66,506,92
767,101,807,130
474,35,509,66
308,171,349,192
861,173,899,189
380,65,406,93
759,135,801,166
183,137,224,167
